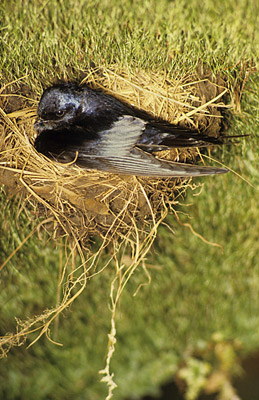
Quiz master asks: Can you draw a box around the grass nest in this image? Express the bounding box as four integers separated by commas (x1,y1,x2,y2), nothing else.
0,66,228,249
0,66,229,381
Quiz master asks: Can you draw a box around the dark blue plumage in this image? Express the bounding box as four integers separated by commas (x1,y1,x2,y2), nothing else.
34,83,229,177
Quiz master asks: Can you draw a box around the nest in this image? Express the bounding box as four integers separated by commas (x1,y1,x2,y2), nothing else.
0,67,228,368
0,67,228,248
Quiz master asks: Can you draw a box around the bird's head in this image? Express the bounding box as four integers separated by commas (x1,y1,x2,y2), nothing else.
34,84,84,132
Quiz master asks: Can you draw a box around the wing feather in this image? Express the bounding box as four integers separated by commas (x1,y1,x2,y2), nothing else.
90,115,145,156
76,116,228,177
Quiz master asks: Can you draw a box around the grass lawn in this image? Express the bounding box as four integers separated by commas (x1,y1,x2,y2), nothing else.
0,1,259,399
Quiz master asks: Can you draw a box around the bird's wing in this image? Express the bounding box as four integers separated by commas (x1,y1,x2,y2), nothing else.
78,151,228,177
76,116,228,177
89,115,145,156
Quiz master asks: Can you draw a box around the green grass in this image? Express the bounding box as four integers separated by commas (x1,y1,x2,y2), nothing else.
1,0,259,399
1,0,259,87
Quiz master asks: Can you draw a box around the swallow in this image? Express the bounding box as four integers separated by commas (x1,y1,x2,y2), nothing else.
34,83,229,178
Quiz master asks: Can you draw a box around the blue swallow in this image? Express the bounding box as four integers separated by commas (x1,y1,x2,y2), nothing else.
34,83,229,177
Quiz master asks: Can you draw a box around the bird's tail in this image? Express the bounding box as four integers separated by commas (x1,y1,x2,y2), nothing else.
140,124,248,151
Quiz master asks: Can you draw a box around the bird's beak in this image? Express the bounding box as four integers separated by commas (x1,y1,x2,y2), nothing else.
34,118,44,132
34,118,53,133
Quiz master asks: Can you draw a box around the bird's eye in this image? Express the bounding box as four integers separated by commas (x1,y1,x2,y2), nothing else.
56,110,65,117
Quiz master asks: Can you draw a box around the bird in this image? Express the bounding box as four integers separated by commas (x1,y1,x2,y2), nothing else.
34,82,229,178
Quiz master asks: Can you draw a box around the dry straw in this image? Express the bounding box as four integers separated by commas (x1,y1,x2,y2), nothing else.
0,67,228,397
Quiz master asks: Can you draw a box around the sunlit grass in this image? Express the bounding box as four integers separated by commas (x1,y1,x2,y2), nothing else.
0,0,259,399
